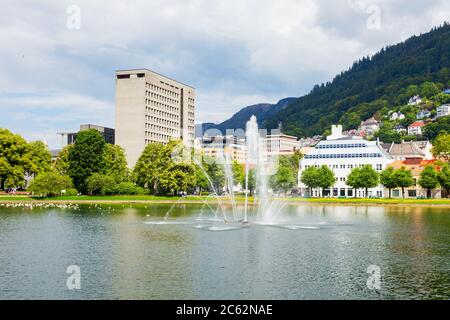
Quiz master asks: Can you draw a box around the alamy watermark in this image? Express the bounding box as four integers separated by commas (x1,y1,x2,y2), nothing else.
66,265,81,290
366,264,381,290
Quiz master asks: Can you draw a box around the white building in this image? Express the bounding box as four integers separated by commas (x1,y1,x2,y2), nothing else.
298,125,392,198
358,117,380,136
408,95,422,106
389,111,405,121
263,134,300,156
436,105,450,118
407,121,425,136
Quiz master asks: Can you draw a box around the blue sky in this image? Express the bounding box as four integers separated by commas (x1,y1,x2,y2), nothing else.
1,0,449,149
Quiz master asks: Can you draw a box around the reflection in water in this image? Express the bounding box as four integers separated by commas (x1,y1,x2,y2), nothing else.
0,203,449,299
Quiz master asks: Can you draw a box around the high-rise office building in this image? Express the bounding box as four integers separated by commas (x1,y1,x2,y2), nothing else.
115,69,195,167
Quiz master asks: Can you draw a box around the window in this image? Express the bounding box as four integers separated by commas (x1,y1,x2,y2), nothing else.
408,190,417,197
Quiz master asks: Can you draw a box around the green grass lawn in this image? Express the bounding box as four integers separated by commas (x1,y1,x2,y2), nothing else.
0,194,449,205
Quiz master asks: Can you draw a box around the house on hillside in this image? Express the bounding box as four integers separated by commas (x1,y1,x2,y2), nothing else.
416,110,431,119
389,111,405,121
408,121,425,136
393,124,407,134
408,95,422,105
358,117,380,136
437,105,450,118
443,89,450,94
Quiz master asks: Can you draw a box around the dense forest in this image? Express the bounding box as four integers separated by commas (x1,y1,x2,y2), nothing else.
264,23,450,137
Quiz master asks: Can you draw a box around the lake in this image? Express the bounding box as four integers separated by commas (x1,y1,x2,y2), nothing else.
0,203,449,299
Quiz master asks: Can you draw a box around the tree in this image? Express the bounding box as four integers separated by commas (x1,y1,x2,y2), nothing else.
232,160,244,188
24,141,52,178
133,140,196,195
133,143,165,192
270,165,296,195
103,144,129,183
358,165,380,197
86,173,116,195
423,115,450,141
418,166,439,198
380,167,397,198
437,163,450,198
28,171,74,197
68,129,106,194
431,133,450,161
300,166,320,196
317,165,335,196
53,145,72,175
0,128,29,189
374,122,402,143
246,168,256,196
347,167,364,197
394,167,414,198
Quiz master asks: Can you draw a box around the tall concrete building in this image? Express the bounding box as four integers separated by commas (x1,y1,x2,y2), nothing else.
115,69,195,167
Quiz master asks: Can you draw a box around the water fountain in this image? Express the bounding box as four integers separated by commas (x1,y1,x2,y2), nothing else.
147,115,312,230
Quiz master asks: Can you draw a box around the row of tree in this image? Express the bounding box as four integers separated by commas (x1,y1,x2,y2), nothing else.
300,163,450,198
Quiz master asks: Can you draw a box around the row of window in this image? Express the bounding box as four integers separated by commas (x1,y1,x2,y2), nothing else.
145,117,179,129
145,108,180,122
304,164,383,170
304,153,382,159
147,83,180,98
316,143,367,149
146,92,179,106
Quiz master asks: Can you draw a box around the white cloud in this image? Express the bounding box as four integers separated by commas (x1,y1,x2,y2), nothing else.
0,0,449,148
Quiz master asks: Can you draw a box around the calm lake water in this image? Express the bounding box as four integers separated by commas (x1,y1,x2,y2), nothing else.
0,203,449,300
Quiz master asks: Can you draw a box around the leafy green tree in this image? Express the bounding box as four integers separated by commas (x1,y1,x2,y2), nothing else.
374,122,402,143
113,182,146,195
68,129,106,193
24,141,52,178
103,144,129,183
246,168,256,196
437,163,450,198
419,166,439,198
394,167,414,198
205,157,225,194
317,165,335,196
194,165,210,194
347,167,364,197
53,145,72,175
380,167,397,198
431,133,450,161
28,171,74,197
133,143,165,192
0,128,28,189
300,166,320,196
86,173,116,195
420,82,440,98
423,115,450,141
232,160,244,187
270,164,296,195
133,140,196,195
358,165,380,197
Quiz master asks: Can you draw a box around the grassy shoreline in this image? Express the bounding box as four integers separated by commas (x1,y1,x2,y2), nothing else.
0,195,450,206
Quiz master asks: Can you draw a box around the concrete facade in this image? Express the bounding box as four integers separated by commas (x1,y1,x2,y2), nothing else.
115,69,195,167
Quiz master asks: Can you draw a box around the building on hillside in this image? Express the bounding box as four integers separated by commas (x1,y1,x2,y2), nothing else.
358,117,380,136
407,121,425,136
416,110,431,119
443,89,450,94
408,95,422,105
436,104,450,118
298,136,321,147
263,134,300,156
297,125,392,198
380,140,433,160
388,158,441,198
115,69,195,167
393,124,407,133
65,124,115,146
389,111,405,121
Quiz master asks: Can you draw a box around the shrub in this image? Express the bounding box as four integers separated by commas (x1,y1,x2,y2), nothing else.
86,173,115,195
64,188,79,196
28,171,74,197
113,182,147,195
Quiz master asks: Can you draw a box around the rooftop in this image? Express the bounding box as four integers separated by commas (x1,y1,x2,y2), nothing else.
116,68,195,89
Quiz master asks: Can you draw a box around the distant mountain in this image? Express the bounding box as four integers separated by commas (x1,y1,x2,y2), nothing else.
202,97,297,135
264,23,450,137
